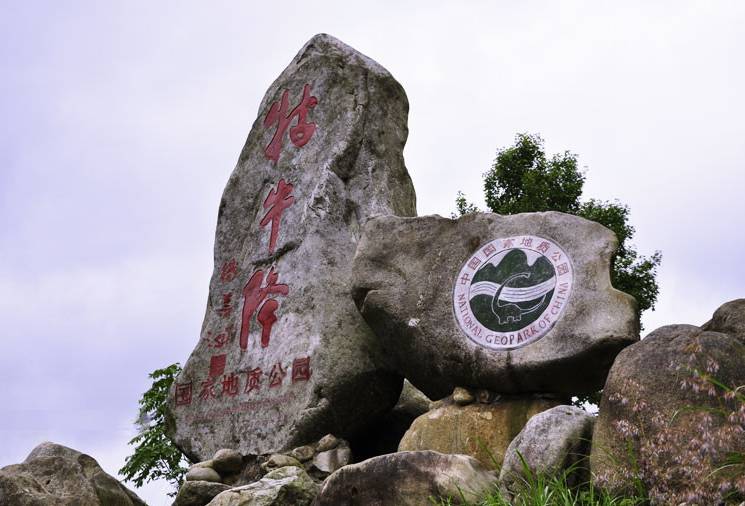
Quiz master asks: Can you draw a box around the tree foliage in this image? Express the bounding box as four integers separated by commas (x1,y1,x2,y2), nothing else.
456,133,661,317
119,363,189,496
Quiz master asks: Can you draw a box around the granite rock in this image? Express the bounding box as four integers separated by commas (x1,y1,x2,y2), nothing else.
398,396,558,469
167,33,416,460
206,466,318,506
500,405,594,491
173,481,231,506
352,212,638,399
0,442,146,506
314,451,497,505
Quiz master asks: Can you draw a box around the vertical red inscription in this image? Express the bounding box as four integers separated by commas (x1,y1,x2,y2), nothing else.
291,357,312,383
263,83,318,162
220,259,238,283
217,293,234,317
175,383,193,406
209,354,227,378
222,373,240,397
260,179,295,254
239,268,289,350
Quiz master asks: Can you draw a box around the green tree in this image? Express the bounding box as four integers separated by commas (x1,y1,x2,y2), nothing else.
120,363,190,496
456,133,661,317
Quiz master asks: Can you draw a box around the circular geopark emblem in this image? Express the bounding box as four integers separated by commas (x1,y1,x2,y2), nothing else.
453,235,574,350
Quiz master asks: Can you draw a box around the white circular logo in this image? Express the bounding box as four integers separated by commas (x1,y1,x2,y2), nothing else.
453,235,574,350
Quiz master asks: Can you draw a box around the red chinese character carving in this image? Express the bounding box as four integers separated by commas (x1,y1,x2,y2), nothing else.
217,293,233,317
292,357,312,383
551,251,562,262
268,362,286,388
536,241,551,254
521,237,533,247
502,238,515,249
467,257,481,270
239,268,289,350
557,263,570,276
244,367,262,394
209,354,227,378
459,272,471,285
263,84,318,162
260,179,295,254
199,377,218,400
482,244,497,256
220,259,238,283
175,383,192,406
222,373,240,397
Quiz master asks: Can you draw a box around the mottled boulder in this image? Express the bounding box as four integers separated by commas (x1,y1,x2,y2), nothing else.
352,212,638,399
591,324,745,504
500,405,594,491
314,451,497,505
311,444,351,474
702,298,745,344
174,481,231,506
398,396,558,469
211,449,243,476
168,33,416,460
207,466,319,506
0,442,146,506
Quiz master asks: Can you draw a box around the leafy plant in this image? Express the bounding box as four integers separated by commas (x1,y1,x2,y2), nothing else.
454,133,662,318
119,363,190,496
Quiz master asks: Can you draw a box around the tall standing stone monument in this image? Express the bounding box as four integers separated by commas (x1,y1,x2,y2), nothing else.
168,34,416,461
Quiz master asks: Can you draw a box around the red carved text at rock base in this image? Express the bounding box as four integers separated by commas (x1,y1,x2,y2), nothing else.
291,356,312,383
175,382,193,406
260,179,295,254
263,84,318,162
239,268,289,350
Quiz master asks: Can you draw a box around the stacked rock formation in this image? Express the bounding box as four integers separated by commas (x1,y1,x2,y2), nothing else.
166,33,416,462
352,212,639,466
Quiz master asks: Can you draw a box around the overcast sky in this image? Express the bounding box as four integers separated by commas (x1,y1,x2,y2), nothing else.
2,2,744,504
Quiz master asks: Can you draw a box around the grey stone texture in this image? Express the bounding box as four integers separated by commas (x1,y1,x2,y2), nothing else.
206,466,319,506
313,451,497,505
351,212,638,399
0,442,146,506
590,322,745,503
702,298,745,344
186,466,222,483
398,395,559,469
173,481,231,506
211,449,244,476
500,405,594,491
167,33,416,461
311,445,351,474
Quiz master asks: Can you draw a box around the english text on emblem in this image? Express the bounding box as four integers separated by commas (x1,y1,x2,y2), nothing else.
453,235,574,350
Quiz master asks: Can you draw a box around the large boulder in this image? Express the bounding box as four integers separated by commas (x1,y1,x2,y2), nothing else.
398,394,558,469
313,451,497,505
351,212,638,399
206,466,319,506
702,298,745,344
168,33,416,460
590,323,745,504
0,442,146,506
500,405,594,491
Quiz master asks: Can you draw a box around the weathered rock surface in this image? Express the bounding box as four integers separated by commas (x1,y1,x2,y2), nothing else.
211,449,243,475
398,396,558,469
702,298,745,344
261,454,302,473
174,481,231,506
0,442,146,506
314,451,497,505
207,466,319,506
311,444,351,474
186,466,222,483
351,212,638,399
500,405,594,490
168,33,416,460
590,322,745,504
